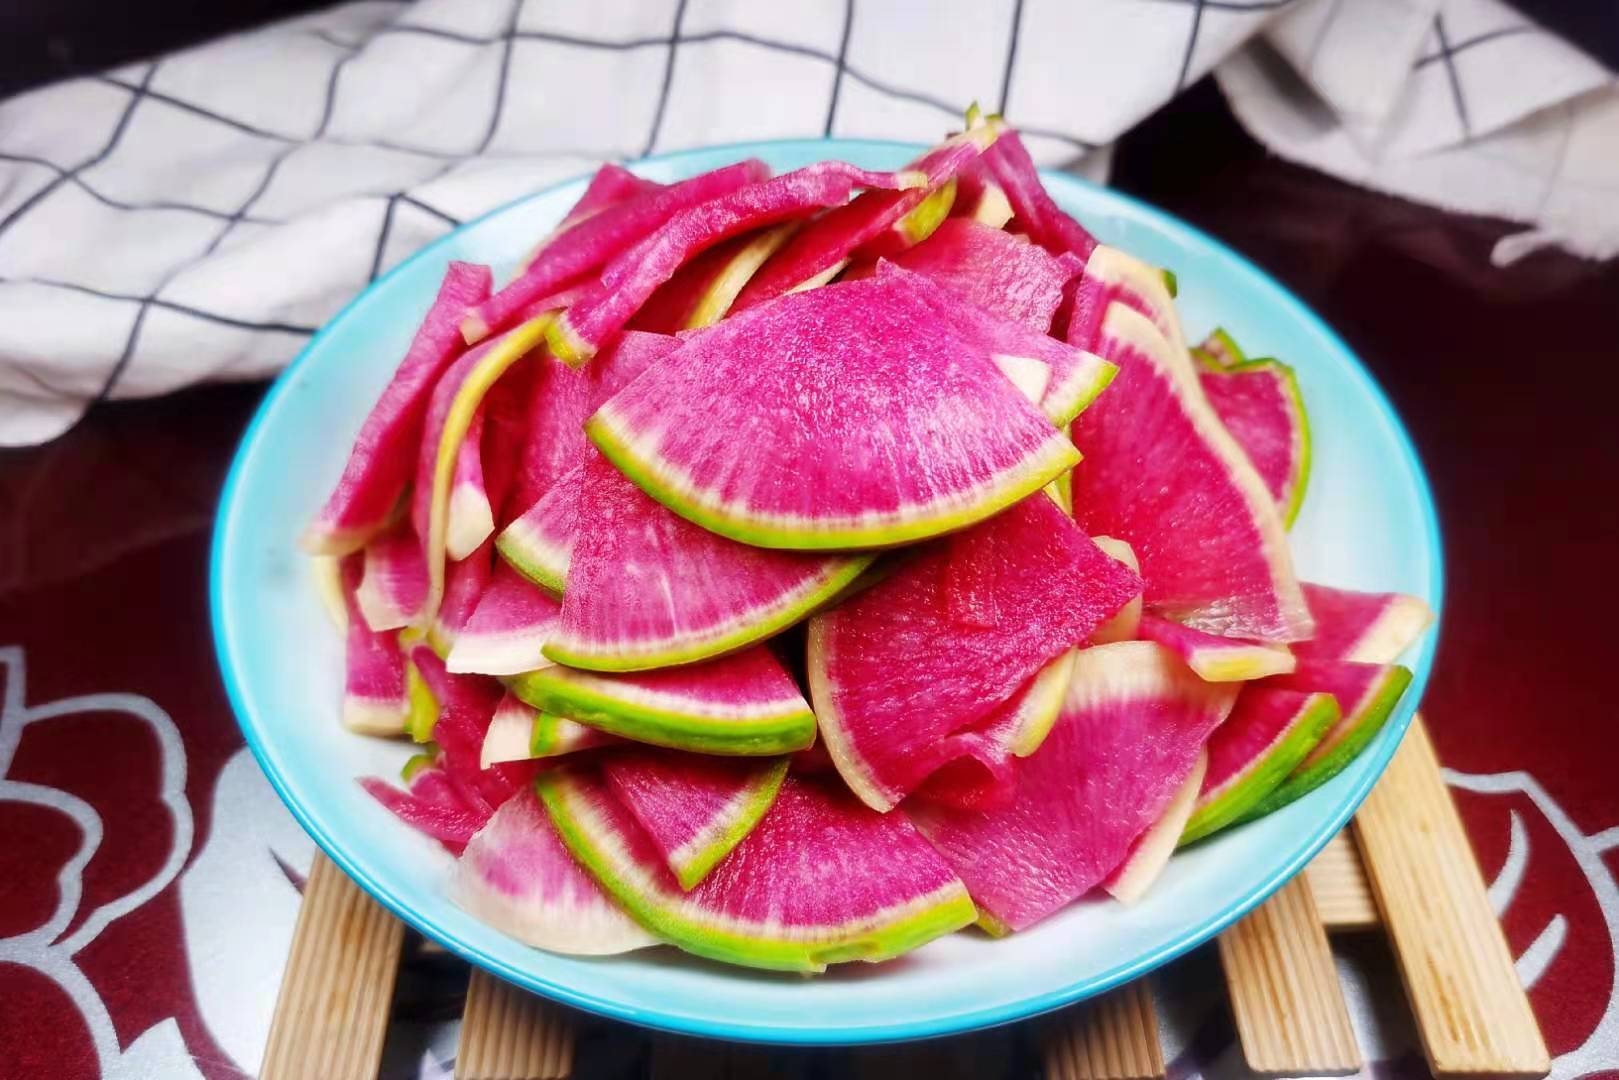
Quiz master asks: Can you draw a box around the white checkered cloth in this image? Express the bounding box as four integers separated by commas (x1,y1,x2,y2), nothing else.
0,0,1612,445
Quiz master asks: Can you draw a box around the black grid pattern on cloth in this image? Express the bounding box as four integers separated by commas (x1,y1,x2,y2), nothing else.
1414,21,1540,71
1153,0,1300,95
1431,14,1474,139
0,0,1129,433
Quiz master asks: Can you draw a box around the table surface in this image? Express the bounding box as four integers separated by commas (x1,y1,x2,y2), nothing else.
1,81,1616,1079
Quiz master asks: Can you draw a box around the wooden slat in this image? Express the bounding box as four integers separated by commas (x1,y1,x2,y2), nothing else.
261,853,405,1080
455,969,575,1080
1217,876,1360,1076
1354,717,1550,1078
1308,830,1381,931
1042,980,1165,1080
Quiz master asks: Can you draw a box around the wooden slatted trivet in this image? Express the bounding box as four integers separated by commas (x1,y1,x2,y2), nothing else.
266,716,1549,1080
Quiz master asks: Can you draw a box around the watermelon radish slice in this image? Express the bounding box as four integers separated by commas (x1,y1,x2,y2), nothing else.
890,218,1073,332
355,524,427,632
876,264,1115,428
497,464,578,596
1295,583,1434,664
810,495,1143,811
910,648,1076,811
445,562,562,676
480,691,537,767
1070,301,1311,642
1195,326,1246,369
483,692,620,764
404,651,440,743
952,157,1014,228
732,129,995,310
510,644,815,756
998,648,1076,756
790,740,835,775
979,127,1097,260
444,407,494,561
400,750,436,784
305,261,492,555
588,275,1080,550
602,752,789,889
340,555,409,736
909,641,1237,931
943,525,1002,630
904,720,1019,812
1103,750,1207,904
453,789,655,955
533,710,619,758
1136,613,1296,682
1179,689,1339,845
478,358,534,528
851,176,958,261
1088,536,1142,644
361,769,485,851
1239,660,1414,820
558,163,664,228
1068,244,1185,353
684,222,801,328
1198,356,1311,528
539,770,977,972
310,555,348,632
406,644,540,814
479,689,618,764
547,162,920,365
632,222,801,332
463,159,769,343
428,541,494,656
417,316,554,628
515,163,664,276
504,330,678,522
546,449,872,670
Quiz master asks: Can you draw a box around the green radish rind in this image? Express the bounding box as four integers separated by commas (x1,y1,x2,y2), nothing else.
1078,257,1311,641
975,910,1012,938
422,315,553,626
342,696,409,737
538,770,977,973
1237,666,1413,823
667,758,790,890
893,177,959,248
1041,351,1119,430
803,619,888,810
540,552,875,672
400,750,437,783
586,406,1081,552
405,656,439,743
684,222,801,330
1248,358,1312,529
1177,692,1339,846
527,711,619,758
1006,649,1076,758
509,668,817,756
1199,326,1247,368
1194,351,1313,530
495,521,569,597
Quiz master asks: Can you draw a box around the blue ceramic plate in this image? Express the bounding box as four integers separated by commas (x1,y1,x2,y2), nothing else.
211,139,1442,1044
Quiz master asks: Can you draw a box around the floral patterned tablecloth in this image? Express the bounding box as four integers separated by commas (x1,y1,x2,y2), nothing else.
1,86,1615,1079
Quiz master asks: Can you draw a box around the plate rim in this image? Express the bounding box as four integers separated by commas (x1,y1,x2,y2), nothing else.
209,136,1445,1045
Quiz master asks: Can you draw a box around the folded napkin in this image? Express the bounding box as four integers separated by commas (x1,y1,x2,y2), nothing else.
0,0,1611,445
1221,0,1619,267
